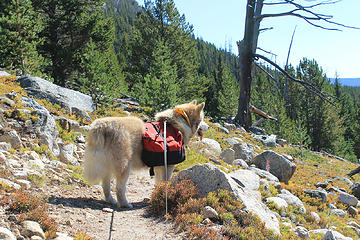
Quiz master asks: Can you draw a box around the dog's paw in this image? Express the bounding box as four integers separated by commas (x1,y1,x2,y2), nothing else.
118,202,133,209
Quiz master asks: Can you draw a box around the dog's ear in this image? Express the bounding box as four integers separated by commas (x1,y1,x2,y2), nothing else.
190,100,197,105
196,102,205,112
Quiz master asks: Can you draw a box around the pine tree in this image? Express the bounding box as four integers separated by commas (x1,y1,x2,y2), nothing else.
79,39,127,108
133,41,179,112
218,56,239,117
129,0,203,101
31,0,113,86
0,0,43,74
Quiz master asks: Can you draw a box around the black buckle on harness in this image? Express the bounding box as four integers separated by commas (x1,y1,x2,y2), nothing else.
149,166,155,176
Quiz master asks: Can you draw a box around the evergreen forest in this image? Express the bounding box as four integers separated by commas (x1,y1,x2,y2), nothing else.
1,0,360,162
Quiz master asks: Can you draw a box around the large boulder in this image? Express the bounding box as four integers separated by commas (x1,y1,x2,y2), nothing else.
174,163,280,235
21,97,59,155
16,75,94,114
252,150,296,183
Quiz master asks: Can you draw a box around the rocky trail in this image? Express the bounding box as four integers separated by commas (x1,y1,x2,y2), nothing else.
44,170,180,240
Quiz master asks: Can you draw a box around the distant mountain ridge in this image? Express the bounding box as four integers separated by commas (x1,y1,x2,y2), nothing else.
330,78,360,87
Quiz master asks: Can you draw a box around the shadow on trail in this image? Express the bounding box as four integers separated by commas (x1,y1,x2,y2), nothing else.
47,195,150,212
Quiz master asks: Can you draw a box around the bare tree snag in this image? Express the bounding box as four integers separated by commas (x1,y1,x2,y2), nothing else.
234,0,358,130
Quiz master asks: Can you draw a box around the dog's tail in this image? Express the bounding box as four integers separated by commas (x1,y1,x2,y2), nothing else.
83,126,111,184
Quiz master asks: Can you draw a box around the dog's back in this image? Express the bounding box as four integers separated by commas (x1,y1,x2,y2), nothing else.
83,117,145,184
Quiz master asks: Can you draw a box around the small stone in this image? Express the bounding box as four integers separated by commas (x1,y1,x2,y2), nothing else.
102,208,114,213
329,209,347,217
202,218,212,225
201,206,218,219
294,226,310,239
21,220,45,239
30,236,43,240
310,212,320,223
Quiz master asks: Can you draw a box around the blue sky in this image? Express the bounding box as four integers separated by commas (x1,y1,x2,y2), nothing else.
137,0,360,78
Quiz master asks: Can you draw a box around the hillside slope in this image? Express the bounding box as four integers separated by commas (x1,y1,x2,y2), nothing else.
1,73,360,239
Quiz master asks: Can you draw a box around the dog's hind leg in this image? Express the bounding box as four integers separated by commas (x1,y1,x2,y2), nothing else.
115,168,132,208
102,175,117,206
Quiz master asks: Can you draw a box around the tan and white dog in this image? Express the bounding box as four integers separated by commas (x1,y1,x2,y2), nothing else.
83,100,206,208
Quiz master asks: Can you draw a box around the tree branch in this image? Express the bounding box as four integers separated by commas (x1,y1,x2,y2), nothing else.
258,0,360,31
254,53,335,105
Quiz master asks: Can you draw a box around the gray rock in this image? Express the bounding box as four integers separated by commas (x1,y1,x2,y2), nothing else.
315,181,329,189
59,142,78,165
266,197,288,210
214,123,229,134
16,75,94,113
0,178,21,190
304,189,327,203
229,169,260,190
250,167,280,183
309,229,329,236
334,177,353,186
310,211,321,223
15,179,31,189
223,138,240,146
278,189,306,214
321,230,352,240
174,163,280,235
53,232,74,240
55,116,81,132
348,206,358,216
232,159,249,168
233,142,254,162
338,192,358,206
223,123,236,132
350,183,360,199
0,71,10,77
196,138,221,156
71,107,91,122
252,150,296,183
202,206,218,219
329,209,347,217
249,127,266,135
21,220,45,238
0,227,16,240
220,148,235,164
0,130,22,149
21,97,59,155
294,226,310,239
0,142,11,151
253,134,277,147
276,138,287,146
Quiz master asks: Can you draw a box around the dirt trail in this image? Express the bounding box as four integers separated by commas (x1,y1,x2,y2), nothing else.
44,170,181,240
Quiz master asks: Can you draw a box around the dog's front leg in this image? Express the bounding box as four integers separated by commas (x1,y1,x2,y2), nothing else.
154,165,175,184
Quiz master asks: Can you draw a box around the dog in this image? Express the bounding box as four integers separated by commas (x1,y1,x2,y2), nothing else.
83,100,206,208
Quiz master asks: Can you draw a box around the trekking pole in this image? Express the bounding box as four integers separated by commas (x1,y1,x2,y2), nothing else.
163,121,168,236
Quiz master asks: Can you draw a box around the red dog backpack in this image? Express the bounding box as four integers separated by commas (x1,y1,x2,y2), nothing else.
141,122,185,174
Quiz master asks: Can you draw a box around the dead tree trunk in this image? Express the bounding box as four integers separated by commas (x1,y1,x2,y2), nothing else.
235,0,263,130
